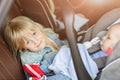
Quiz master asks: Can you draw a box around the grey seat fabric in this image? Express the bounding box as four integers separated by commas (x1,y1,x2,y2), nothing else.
99,41,120,80
83,8,120,42
100,59,120,80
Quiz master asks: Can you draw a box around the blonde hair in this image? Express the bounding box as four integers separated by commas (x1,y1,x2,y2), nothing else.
4,16,59,55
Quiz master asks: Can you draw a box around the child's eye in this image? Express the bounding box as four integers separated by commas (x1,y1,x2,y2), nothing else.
33,32,36,35
107,36,110,39
26,41,30,44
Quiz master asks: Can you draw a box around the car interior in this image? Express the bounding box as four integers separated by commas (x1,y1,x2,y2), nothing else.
0,0,120,80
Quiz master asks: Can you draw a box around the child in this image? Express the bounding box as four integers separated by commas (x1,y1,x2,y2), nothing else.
3,16,70,80
48,22,120,80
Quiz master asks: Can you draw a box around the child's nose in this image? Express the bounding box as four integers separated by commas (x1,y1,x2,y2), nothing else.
32,38,38,44
36,36,40,40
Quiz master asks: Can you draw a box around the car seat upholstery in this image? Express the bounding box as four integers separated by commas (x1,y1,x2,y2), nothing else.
83,8,120,42
15,0,57,31
0,0,25,79
0,35,25,80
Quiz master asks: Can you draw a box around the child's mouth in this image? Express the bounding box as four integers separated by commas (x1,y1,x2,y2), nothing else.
37,40,42,47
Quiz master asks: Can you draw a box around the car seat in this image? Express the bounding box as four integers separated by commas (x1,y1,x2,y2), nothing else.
77,7,120,80
15,0,57,30
82,8,120,80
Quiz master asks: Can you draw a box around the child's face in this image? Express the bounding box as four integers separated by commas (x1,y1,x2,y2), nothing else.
23,29,46,51
101,24,120,52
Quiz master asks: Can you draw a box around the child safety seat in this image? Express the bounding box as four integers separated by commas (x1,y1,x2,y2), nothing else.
82,8,120,80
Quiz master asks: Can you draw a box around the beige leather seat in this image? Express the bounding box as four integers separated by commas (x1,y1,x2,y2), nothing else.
15,0,57,30
0,0,25,80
